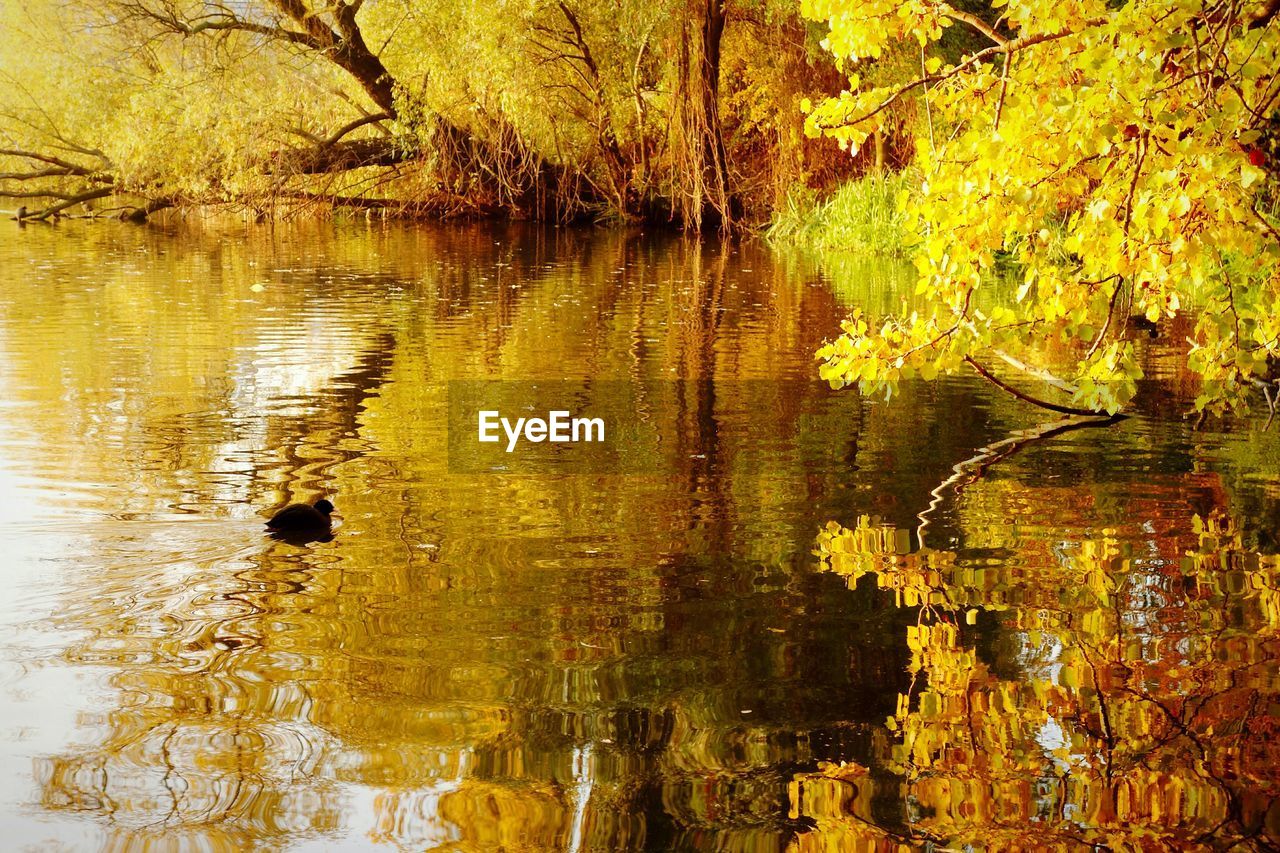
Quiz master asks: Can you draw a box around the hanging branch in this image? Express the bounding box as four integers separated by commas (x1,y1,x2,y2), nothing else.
23,186,114,220
964,355,1112,417
810,19,1108,132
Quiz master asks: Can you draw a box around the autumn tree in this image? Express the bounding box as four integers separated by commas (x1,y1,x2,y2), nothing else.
0,0,855,227
804,0,1280,418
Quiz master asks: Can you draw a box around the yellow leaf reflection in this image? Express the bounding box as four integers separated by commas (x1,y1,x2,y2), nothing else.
798,492,1280,849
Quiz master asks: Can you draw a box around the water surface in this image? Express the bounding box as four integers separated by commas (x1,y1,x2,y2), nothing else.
0,220,1277,850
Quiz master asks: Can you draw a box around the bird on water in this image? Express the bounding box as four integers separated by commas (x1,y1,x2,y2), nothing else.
266,499,335,533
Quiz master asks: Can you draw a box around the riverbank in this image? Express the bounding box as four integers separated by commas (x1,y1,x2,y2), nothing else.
766,172,913,256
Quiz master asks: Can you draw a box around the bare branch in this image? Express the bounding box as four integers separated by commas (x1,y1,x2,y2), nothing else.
1084,276,1125,361
0,148,95,174
0,188,97,199
0,167,79,181
992,348,1080,394
116,0,399,113
25,187,114,220
947,9,1009,46
321,111,392,148
286,126,323,144
1122,131,1149,238
965,355,1112,416
993,54,1013,132
118,2,322,49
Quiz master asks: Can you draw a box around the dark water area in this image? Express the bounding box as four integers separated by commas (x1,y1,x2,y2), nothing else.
0,220,1277,850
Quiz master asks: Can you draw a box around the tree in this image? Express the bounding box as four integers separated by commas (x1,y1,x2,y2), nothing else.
0,0,855,226
803,0,1280,418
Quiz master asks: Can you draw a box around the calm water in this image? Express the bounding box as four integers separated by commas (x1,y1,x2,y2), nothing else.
0,220,1277,850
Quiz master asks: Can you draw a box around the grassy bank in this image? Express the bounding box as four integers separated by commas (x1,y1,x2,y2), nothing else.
766,171,913,256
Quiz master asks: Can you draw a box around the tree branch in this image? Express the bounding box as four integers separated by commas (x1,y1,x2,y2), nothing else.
321,111,393,149
0,167,79,181
992,348,1080,394
946,9,1009,46
265,136,410,174
127,3,323,50
121,196,177,223
25,187,114,220
1252,199,1280,246
1084,276,1125,361
993,53,1013,132
0,148,95,174
0,188,103,199
118,1,398,113
965,355,1112,416
813,19,1107,131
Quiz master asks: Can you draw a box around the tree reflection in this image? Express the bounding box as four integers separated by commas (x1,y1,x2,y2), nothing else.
796,465,1280,849
6,222,1278,850
16,223,889,849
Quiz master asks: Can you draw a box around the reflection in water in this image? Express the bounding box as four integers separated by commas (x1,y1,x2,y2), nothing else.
0,220,1275,849
803,436,1280,849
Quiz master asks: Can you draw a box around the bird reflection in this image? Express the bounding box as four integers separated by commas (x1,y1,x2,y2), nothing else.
266,527,335,545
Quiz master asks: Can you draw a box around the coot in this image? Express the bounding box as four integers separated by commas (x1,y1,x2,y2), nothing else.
266,499,335,532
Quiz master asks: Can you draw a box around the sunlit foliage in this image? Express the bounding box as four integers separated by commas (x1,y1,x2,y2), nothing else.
0,0,857,226
804,0,1280,416
0,2,360,216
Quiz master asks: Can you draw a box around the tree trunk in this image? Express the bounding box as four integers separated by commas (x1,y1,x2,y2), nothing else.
701,0,732,202
673,0,733,230
270,0,398,115
699,0,731,227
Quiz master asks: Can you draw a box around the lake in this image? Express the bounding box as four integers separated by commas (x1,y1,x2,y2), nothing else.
0,219,1276,850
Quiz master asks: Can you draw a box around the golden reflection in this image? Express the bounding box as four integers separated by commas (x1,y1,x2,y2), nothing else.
0,220,1277,849
0,221,875,849
798,469,1280,849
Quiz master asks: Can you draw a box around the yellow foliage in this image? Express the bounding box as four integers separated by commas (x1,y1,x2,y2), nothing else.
803,0,1280,415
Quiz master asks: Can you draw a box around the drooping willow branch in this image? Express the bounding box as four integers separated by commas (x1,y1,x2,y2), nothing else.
107,0,593,217
114,1,400,114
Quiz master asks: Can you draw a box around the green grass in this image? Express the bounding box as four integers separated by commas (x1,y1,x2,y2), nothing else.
766,171,913,256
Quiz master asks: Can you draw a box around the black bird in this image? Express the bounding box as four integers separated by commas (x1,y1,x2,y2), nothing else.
266,499,335,533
